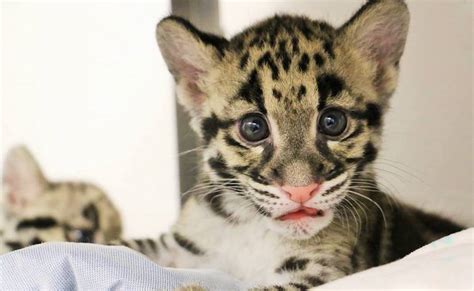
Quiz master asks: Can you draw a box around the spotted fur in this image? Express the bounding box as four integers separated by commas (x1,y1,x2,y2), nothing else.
119,1,463,289
1,146,122,253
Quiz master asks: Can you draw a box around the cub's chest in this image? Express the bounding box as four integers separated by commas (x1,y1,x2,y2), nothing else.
181,220,295,286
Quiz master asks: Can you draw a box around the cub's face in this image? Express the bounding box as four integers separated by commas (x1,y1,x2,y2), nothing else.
157,0,409,239
2,146,122,250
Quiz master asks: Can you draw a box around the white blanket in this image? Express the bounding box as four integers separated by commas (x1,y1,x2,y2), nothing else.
318,228,473,290
1,229,472,290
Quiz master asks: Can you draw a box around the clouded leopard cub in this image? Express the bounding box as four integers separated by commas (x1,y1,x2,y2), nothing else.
118,0,463,289
1,146,122,253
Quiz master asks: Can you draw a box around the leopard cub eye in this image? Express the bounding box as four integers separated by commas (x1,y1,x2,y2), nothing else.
318,108,348,137
239,113,270,143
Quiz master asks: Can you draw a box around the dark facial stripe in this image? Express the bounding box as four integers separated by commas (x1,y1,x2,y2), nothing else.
208,154,235,179
203,188,234,219
316,74,344,110
224,134,249,150
201,113,234,144
17,217,58,230
238,69,266,114
341,124,364,142
346,142,378,169
348,103,382,128
254,189,279,199
276,257,310,273
258,51,279,80
252,202,271,217
173,232,205,255
321,178,347,197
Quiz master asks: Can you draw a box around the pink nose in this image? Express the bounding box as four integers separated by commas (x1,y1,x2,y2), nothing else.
281,183,320,203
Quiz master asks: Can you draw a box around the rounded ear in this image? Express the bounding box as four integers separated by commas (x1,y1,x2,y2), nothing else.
155,16,229,121
338,0,409,98
2,145,48,210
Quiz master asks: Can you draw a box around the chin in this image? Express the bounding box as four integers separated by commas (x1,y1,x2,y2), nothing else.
265,209,334,240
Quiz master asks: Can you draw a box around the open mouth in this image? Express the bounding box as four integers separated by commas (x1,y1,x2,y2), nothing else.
277,207,325,221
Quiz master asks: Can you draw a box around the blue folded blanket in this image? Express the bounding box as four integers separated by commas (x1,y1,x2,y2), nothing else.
0,242,247,290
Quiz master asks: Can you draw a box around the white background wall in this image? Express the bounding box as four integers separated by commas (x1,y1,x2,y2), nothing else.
2,0,472,239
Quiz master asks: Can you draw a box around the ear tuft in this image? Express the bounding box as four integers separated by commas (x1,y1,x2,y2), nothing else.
2,145,47,210
156,16,229,118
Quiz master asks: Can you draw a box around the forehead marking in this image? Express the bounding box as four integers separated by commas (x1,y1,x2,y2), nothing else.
313,53,325,67
239,52,250,70
237,69,266,114
316,73,345,110
298,53,310,72
276,40,291,72
258,51,279,80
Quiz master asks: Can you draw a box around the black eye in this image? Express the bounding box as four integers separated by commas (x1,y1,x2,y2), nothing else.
239,113,270,143
318,108,347,137
69,229,94,243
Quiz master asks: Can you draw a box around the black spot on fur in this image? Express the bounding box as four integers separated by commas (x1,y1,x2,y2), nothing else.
316,74,344,110
298,53,310,72
276,257,310,273
365,103,382,127
291,37,300,54
238,69,266,114
276,40,291,72
173,232,205,255
254,189,279,199
239,52,250,69
313,53,325,66
323,41,335,58
258,51,280,80
201,114,233,144
17,217,58,230
297,85,307,101
161,16,228,57
272,88,283,100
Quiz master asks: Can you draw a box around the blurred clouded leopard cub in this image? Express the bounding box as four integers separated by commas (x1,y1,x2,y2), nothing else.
118,0,463,289
1,146,122,253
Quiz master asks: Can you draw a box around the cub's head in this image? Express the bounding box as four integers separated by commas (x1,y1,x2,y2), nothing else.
157,0,409,239
1,146,122,250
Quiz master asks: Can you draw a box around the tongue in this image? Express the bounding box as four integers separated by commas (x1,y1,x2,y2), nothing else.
279,207,318,221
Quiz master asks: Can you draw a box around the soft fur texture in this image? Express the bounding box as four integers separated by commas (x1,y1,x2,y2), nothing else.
117,1,463,289
1,146,122,253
